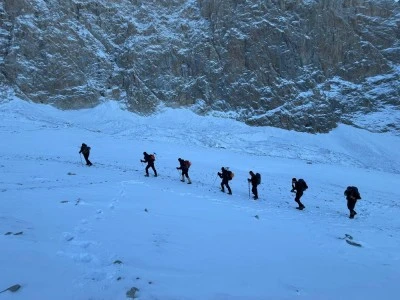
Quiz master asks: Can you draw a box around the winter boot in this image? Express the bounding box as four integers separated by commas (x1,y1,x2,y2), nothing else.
187,177,192,184
181,175,185,182
227,187,232,195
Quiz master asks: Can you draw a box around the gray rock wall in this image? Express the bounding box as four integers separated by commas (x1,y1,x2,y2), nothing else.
0,0,399,132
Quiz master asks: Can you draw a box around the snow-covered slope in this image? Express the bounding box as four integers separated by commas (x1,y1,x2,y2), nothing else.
1,99,399,299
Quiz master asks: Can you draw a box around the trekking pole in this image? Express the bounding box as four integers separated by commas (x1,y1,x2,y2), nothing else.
210,174,218,190
79,153,83,166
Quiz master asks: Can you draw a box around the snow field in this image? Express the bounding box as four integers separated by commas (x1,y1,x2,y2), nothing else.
1,99,399,299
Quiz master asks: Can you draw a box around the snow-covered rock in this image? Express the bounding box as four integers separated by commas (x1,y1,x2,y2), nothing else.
0,0,399,133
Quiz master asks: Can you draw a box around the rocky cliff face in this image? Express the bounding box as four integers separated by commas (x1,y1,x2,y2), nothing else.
0,0,399,133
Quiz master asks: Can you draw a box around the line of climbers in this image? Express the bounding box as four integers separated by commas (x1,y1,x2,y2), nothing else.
78,143,362,219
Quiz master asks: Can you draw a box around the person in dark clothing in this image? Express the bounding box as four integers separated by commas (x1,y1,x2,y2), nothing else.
141,152,157,177
176,158,192,184
291,178,305,210
79,143,92,166
248,171,259,200
344,186,361,219
218,167,232,195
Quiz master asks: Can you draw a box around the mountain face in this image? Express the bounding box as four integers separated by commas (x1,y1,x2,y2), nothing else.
0,0,399,133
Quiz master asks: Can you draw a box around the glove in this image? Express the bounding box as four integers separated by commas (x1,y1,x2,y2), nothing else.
247,179,251,182
176,167,179,169
217,172,221,176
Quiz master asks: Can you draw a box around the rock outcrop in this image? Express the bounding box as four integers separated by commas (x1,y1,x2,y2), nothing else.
0,0,399,133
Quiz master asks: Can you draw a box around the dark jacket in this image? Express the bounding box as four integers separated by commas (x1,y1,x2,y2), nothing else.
292,180,307,192
345,187,361,201
249,173,258,186
177,159,189,171
218,168,231,182
79,144,90,156
293,181,301,192
142,152,155,164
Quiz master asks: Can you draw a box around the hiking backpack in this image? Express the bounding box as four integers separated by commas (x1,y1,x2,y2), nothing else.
255,173,261,185
344,186,361,200
228,171,234,180
184,160,191,168
149,154,156,161
81,145,90,155
298,179,308,191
